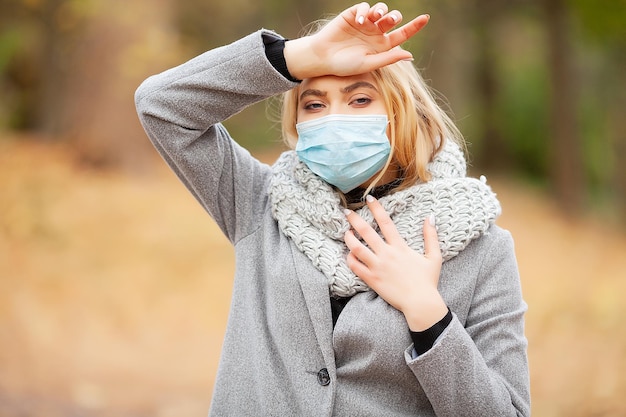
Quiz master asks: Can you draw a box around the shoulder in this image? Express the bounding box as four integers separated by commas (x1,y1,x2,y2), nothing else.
467,224,524,308
440,224,521,309
461,224,520,288
466,224,515,258
444,224,516,272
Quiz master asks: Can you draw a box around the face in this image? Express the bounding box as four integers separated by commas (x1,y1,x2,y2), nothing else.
295,73,398,189
296,73,388,123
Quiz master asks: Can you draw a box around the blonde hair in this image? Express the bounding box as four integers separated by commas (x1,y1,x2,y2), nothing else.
280,21,464,205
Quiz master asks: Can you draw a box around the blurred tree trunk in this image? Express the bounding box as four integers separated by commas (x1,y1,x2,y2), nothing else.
0,0,69,132
470,0,511,172
63,0,178,171
419,1,470,143
36,0,67,136
542,0,585,214
611,51,626,225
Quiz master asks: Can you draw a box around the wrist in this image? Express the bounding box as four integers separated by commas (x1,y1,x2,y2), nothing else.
410,307,453,356
404,295,448,332
263,36,300,83
283,37,320,80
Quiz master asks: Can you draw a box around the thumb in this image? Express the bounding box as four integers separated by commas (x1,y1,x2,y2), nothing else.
424,214,442,261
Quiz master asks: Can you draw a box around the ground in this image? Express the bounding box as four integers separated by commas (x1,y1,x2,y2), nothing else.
1,139,625,416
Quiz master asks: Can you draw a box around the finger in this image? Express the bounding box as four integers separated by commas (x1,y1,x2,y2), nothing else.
368,2,388,23
423,214,442,262
386,14,430,47
385,9,403,28
365,195,404,246
346,252,376,282
353,2,372,25
376,9,404,33
344,209,387,253
344,229,377,266
359,48,414,73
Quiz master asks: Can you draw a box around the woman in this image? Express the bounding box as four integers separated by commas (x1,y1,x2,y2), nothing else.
135,3,530,416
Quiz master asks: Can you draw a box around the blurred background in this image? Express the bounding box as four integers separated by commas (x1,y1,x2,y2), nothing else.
1,0,624,415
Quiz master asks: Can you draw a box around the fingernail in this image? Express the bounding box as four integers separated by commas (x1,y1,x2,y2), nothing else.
376,8,384,17
402,57,415,62
425,14,430,20
365,195,375,203
428,214,436,226
357,15,365,24
343,209,352,216
389,14,397,22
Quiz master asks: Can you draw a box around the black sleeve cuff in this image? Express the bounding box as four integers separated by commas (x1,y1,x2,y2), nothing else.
262,33,301,83
410,307,453,356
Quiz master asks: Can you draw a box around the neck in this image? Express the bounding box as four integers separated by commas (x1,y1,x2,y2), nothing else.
359,163,401,190
344,177,404,207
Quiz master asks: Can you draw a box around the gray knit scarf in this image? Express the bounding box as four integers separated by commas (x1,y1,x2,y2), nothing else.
269,141,501,298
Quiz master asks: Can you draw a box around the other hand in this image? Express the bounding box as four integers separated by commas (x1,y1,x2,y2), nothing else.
343,195,447,331
284,2,430,79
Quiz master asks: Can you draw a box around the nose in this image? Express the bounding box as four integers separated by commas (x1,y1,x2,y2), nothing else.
326,104,342,115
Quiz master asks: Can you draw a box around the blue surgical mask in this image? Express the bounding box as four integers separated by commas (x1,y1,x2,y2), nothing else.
295,114,391,193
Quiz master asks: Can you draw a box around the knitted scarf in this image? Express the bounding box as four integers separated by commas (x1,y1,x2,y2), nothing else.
269,141,501,298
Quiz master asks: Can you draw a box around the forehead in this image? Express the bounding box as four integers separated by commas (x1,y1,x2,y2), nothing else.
298,73,379,92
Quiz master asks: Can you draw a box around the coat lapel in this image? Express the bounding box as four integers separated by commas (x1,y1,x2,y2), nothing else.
290,244,336,370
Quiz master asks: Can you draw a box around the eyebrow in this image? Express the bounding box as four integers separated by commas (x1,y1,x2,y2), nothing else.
298,81,379,101
340,81,379,94
299,89,326,101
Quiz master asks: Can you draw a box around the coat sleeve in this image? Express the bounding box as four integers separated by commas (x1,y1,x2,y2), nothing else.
405,228,531,416
134,30,298,243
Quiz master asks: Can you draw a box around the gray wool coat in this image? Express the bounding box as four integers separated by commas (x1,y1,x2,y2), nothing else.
135,30,530,417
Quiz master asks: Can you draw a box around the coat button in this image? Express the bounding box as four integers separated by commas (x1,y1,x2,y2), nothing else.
317,368,331,386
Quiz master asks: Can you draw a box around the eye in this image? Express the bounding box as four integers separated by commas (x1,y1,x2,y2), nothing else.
350,96,372,106
303,101,325,111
